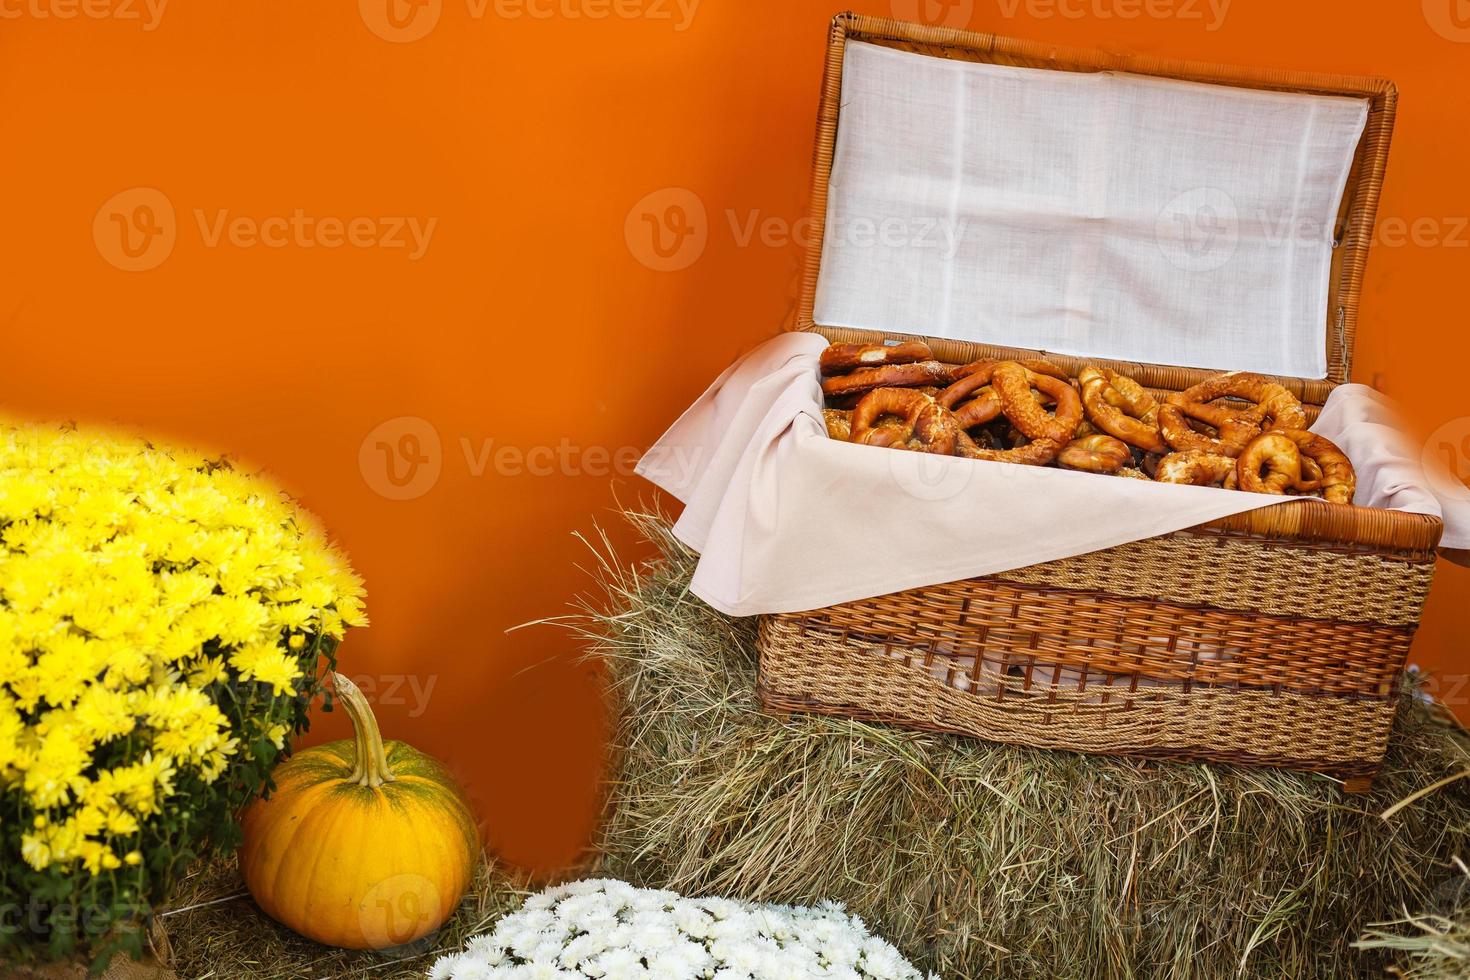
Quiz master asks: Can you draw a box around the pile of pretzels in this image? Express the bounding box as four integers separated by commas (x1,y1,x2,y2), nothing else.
819,340,1357,504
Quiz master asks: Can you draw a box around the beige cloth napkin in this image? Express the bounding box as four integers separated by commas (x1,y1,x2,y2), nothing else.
638,333,1466,617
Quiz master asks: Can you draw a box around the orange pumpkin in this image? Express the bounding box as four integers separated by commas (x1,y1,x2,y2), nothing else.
239,673,480,949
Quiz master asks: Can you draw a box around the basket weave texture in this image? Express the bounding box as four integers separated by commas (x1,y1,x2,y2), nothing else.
757,14,1445,786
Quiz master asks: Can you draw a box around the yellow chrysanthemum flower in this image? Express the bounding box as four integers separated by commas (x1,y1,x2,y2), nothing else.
0,417,365,895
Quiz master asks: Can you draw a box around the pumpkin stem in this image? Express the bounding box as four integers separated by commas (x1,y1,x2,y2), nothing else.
333,672,397,788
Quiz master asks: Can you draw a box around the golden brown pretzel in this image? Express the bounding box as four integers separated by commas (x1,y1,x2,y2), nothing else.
820,340,934,376
1078,366,1167,453
935,360,1078,466
1235,431,1303,495
821,360,954,399
1174,372,1308,431
991,362,1083,444
822,408,852,442
1274,429,1356,504
951,358,1070,382
936,364,1004,429
1154,451,1237,487
1157,398,1263,458
1297,454,1325,491
848,388,959,455
1057,434,1132,474
956,431,1064,466
1113,467,1153,480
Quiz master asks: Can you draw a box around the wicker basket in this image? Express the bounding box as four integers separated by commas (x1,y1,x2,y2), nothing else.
755,13,1448,791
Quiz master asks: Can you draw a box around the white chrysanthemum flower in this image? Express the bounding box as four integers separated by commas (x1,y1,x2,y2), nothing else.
858,938,909,980
447,957,497,980
427,953,461,980
467,935,509,962
432,880,929,980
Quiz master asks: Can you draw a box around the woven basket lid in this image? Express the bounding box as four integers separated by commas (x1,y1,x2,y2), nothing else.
795,14,1398,398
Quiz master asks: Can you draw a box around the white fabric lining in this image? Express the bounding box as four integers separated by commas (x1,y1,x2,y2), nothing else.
812,41,1370,380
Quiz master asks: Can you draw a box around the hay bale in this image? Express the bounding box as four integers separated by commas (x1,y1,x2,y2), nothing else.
578,510,1470,980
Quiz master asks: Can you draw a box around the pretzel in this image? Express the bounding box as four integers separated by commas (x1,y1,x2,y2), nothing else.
952,358,1070,382
1113,467,1153,480
990,362,1083,444
848,388,959,455
821,360,954,399
1057,434,1132,474
822,408,852,442
1273,429,1356,504
1299,454,1325,490
956,431,1064,466
1078,366,1167,453
935,366,1004,429
1154,451,1237,487
1174,372,1308,431
1157,398,1263,458
1235,432,1303,495
820,340,934,376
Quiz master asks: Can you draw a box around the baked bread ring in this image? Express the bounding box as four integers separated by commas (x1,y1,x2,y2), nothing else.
820,340,934,376
821,360,954,399
936,365,1004,429
956,431,1064,466
1078,366,1167,453
1174,371,1308,431
1235,431,1303,495
991,362,1083,445
1158,398,1263,458
848,388,959,455
952,358,1070,382
822,408,852,442
1297,454,1325,492
1057,434,1132,473
1113,467,1153,480
1274,429,1356,504
1154,450,1237,487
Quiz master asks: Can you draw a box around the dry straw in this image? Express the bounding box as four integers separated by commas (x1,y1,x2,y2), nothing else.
579,510,1470,979
149,508,1470,978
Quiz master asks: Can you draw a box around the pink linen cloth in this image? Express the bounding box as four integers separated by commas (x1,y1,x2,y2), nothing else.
637,333,1469,617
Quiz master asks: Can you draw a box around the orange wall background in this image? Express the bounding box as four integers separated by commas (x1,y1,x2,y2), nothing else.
1,0,1467,873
